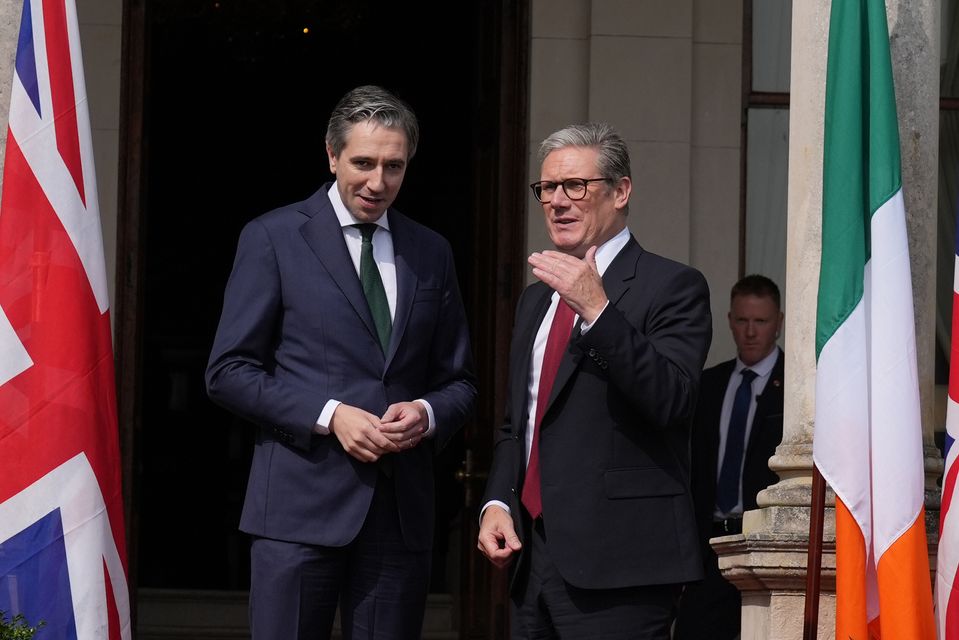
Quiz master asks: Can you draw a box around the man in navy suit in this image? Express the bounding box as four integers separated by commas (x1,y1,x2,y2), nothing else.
675,274,784,640
206,85,476,640
477,123,712,638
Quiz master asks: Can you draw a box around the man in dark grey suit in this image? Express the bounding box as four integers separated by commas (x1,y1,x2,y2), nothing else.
675,274,784,640
477,123,712,639
206,85,476,640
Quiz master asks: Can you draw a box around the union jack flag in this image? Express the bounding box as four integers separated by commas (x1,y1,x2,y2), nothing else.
0,0,130,637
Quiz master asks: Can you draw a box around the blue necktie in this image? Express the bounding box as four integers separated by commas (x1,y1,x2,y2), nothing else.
716,368,758,514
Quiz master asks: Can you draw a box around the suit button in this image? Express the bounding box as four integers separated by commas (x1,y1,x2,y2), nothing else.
588,348,597,358
510,487,516,494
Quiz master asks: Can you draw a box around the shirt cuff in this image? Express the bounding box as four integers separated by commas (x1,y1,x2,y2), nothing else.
415,399,436,437
314,399,341,435
479,500,511,526
579,300,610,334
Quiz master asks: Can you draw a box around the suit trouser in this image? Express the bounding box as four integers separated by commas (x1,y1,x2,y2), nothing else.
510,518,679,640
248,472,431,640
673,547,740,640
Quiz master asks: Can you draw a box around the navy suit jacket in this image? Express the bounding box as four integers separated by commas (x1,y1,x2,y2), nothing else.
689,349,784,547
206,184,476,551
483,237,712,590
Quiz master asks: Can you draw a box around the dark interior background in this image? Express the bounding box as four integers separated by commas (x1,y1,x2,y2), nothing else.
137,0,486,592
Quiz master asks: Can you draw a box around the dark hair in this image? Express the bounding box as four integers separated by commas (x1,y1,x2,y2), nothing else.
325,85,419,160
731,274,781,309
538,122,631,181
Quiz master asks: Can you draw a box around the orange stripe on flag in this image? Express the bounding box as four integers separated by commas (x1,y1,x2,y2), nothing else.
835,499,935,640
836,498,871,640
875,507,935,639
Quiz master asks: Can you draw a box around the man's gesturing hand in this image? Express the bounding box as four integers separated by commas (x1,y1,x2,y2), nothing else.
528,246,607,323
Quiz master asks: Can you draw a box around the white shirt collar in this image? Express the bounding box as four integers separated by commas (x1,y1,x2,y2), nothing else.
734,346,779,378
327,183,391,232
593,226,631,277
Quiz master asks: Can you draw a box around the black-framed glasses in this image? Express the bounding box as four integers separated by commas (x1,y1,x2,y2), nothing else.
529,177,612,203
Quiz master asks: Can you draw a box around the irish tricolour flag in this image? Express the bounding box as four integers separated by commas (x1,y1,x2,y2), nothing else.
813,0,935,638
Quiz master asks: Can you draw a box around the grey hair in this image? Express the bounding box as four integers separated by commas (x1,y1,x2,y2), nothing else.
537,123,631,181
325,85,419,160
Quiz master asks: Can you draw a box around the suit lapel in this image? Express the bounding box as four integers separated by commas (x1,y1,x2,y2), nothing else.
298,188,381,349
543,319,584,413
600,236,642,309
747,349,784,453
386,210,417,369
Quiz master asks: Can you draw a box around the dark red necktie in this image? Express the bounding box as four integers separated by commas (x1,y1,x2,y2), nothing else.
521,298,575,520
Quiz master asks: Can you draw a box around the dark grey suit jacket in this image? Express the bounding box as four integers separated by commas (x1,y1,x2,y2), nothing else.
206,184,476,551
483,236,712,590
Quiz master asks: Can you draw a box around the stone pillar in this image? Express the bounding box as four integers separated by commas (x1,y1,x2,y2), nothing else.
888,0,946,508
713,1,941,638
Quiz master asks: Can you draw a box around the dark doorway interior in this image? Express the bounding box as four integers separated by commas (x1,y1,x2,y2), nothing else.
137,2,485,592
125,2,530,636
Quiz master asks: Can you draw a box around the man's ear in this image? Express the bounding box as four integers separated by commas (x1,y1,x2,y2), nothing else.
326,143,337,174
614,176,632,210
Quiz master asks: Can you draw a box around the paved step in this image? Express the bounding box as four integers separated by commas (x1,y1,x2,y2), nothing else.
137,589,458,639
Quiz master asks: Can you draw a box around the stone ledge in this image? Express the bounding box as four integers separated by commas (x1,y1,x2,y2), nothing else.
712,531,835,593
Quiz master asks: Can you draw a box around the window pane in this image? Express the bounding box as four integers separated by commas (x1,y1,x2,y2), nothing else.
752,0,792,93
745,108,789,300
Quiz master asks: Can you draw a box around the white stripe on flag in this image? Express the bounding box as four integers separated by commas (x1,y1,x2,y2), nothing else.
866,189,924,557
0,307,32,387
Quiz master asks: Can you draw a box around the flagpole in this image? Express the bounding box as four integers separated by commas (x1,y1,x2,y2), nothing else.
803,464,827,640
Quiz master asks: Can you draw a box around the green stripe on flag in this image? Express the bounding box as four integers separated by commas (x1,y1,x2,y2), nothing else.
817,0,902,360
